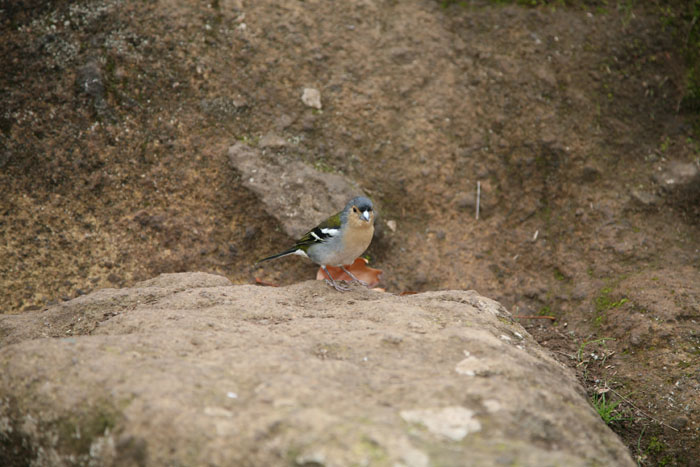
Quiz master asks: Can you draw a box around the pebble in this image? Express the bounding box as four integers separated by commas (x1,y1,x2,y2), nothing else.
670,416,688,430
301,87,322,109
653,161,699,192
274,114,293,130
259,132,287,149
630,189,660,206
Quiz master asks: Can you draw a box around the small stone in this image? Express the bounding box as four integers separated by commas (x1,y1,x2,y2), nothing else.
296,451,326,466
630,189,660,206
670,416,688,430
259,132,287,149
275,114,294,131
75,61,104,99
386,220,397,232
653,161,699,191
301,88,322,109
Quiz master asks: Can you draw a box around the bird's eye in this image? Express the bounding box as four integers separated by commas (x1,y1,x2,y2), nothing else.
352,207,358,213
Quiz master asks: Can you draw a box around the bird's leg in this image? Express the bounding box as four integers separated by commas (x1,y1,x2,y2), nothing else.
340,266,370,287
322,265,351,292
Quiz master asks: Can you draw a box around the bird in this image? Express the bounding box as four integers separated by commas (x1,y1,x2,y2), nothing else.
256,196,376,291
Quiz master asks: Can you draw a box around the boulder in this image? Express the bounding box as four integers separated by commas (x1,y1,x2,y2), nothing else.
228,143,366,238
0,273,634,466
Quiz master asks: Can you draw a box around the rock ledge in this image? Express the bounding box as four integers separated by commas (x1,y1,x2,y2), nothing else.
0,273,633,466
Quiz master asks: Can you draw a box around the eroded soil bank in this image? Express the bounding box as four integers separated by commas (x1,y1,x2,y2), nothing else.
1,0,698,464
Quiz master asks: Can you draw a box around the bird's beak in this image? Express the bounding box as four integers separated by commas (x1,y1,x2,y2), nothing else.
362,210,371,221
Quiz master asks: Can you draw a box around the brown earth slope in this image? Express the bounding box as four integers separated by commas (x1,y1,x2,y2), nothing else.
1,0,698,464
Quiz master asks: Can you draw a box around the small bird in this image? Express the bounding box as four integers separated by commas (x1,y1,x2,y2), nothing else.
256,196,376,291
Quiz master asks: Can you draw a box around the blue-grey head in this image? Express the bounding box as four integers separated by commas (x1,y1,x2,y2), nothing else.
342,196,374,224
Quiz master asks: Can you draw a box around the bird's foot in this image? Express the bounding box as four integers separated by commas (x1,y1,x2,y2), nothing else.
325,278,351,292
322,265,353,292
341,266,370,287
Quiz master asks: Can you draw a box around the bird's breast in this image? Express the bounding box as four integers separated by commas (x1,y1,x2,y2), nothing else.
338,224,374,265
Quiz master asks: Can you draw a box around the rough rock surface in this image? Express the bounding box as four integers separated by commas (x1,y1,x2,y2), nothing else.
0,273,633,466
228,142,366,238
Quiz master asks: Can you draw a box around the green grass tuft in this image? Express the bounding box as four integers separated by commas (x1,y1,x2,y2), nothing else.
591,392,624,425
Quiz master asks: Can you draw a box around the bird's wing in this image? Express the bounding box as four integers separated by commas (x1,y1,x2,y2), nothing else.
294,211,342,251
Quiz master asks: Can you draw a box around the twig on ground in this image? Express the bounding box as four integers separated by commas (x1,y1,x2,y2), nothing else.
609,388,679,432
515,315,556,321
476,181,481,220
554,350,576,360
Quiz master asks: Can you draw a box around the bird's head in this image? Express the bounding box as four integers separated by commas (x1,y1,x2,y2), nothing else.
345,196,374,228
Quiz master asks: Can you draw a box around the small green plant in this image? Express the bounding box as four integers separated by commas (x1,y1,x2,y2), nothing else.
237,134,259,146
591,391,623,425
440,0,468,7
646,436,666,455
593,287,628,326
660,1,700,135
595,287,628,312
645,435,676,466
313,160,336,173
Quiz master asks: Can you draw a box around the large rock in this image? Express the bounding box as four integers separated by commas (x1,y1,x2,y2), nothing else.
0,273,634,466
228,142,367,238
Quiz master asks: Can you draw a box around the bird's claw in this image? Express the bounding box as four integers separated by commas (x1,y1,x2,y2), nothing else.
325,278,351,292
340,266,370,287
351,278,370,287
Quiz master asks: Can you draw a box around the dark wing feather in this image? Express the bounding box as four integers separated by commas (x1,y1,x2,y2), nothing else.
293,211,342,250
255,211,342,264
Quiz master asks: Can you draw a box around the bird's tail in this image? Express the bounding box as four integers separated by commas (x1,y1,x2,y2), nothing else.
255,248,298,265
